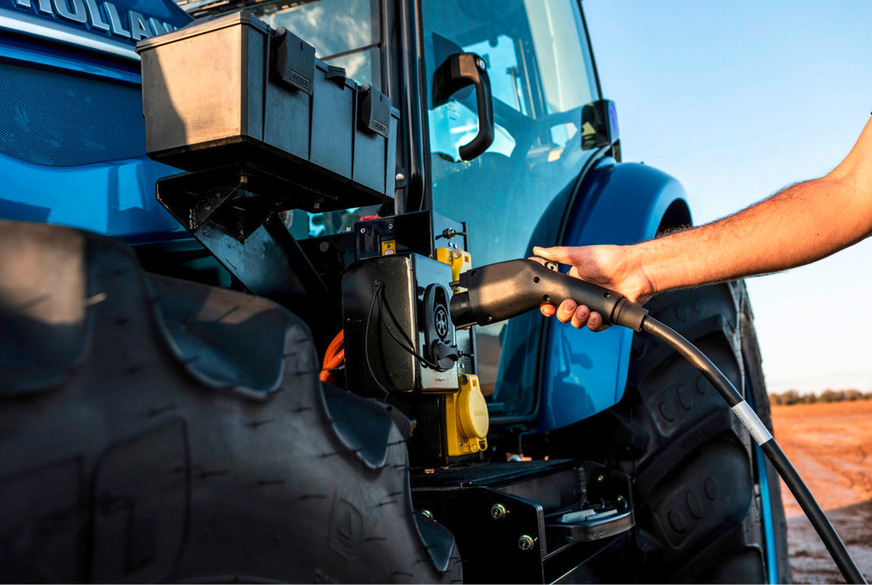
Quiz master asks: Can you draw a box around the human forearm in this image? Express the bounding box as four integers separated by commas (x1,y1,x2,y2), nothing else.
633,174,872,294
536,117,872,331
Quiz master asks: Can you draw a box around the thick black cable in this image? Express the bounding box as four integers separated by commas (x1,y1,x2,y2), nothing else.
761,439,865,584
641,316,866,584
641,317,743,406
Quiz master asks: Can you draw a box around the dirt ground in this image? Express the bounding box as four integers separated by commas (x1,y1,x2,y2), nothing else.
771,400,872,583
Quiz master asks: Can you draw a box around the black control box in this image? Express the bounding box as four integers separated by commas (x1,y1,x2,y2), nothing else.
342,254,474,396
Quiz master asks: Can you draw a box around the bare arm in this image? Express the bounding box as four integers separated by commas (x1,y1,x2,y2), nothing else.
536,117,872,330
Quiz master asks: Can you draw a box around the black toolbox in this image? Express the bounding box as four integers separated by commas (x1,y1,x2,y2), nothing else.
137,11,399,209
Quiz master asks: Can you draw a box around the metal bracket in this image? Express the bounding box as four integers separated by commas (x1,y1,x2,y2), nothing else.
156,164,329,306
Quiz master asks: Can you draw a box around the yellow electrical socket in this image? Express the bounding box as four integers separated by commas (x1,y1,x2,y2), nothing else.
445,374,489,456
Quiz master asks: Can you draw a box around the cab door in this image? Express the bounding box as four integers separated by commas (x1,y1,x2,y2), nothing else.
420,0,604,420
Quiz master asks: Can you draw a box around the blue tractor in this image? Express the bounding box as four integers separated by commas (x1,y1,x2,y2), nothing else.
0,0,790,582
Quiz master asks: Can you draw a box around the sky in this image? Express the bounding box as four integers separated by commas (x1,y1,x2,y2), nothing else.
581,0,872,394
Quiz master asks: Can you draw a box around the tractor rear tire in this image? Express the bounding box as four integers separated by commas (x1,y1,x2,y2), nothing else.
620,281,789,583
550,281,790,583
0,220,461,583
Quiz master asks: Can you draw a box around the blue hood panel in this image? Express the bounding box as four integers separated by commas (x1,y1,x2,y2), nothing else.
2,0,191,54
0,2,191,242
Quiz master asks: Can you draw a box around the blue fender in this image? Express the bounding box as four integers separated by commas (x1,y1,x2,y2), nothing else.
0,153,187,243
534,157,690,432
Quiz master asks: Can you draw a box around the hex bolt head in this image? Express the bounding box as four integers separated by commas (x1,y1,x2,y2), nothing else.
490,503,507,521
518,534,535,552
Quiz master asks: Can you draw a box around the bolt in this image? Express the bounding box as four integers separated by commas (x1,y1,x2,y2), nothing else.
518,535,535,552
421,509,434,520
360,228,366,233
396,172,405,182
490,503,507,521
597,475,604,482
388,224,393,229
477,58,486,70
460,374,469,385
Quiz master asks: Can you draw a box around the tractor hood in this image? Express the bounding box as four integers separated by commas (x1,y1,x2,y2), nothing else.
1,0,191,59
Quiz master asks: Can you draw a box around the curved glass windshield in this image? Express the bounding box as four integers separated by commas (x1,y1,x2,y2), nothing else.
422,0,600,416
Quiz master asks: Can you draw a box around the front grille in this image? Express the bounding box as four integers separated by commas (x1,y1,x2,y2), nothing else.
0,60,146,166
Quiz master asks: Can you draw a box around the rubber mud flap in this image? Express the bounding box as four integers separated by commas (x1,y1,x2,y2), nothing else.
0,220,461,583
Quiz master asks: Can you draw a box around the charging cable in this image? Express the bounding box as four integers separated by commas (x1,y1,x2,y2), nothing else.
451,257,867,584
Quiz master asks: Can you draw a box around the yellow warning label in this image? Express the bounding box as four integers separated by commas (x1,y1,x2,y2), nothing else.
380,240,396,255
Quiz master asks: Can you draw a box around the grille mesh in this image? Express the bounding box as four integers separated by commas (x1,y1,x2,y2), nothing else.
0,61,146,167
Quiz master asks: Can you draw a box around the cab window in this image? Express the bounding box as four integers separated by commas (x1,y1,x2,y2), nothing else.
422,0,600,415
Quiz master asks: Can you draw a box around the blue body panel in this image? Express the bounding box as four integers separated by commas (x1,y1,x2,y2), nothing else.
0,153,187,242
534,158,689,432
0,4,190,243
1,0,190,54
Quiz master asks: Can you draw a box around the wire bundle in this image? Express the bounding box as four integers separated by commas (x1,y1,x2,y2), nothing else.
320,330,345,383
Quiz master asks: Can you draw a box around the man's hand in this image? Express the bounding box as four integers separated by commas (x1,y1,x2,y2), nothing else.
533,244,653,332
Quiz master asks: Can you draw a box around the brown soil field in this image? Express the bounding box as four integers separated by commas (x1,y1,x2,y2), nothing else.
771,399,872,583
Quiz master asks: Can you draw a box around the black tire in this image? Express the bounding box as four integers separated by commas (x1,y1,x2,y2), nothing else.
544,281,790,583
0,221,461,583
738,285,792,585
